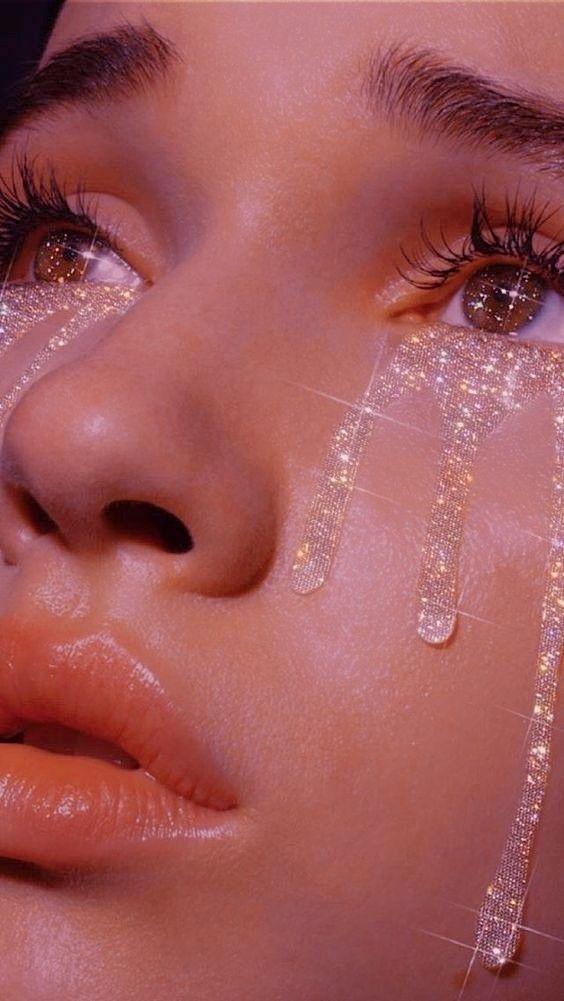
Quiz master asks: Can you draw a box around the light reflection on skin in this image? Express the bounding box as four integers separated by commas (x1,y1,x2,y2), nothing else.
0,2,563,1000
291,321,564,968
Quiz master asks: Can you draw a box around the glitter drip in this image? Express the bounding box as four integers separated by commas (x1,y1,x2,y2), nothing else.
290,387,380,592
475,402,564,970
291,323,564,969
290,340,427,594
0,282,139,424
291,327,562,638
412,338,541,645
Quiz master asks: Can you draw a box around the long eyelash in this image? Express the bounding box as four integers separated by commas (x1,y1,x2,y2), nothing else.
0,151,121,279
399,186,564,293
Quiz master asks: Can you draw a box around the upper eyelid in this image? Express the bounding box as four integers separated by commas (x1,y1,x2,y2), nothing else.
398,237,551,290
3,154,562,293
3,197,127,273
397,193,564,292
0,152,157,282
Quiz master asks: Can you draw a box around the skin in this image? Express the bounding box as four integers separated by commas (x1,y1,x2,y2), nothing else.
0,2,562,999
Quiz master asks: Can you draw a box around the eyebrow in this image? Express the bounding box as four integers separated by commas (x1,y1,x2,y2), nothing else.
0,21,181,139
361,43,564,179
2,27,563,185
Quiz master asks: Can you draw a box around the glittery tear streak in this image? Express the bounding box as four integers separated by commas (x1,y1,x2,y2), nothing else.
291,327,561,639
290,340,423,595
475,404,564,970
0,282,140,425
291,324,564,970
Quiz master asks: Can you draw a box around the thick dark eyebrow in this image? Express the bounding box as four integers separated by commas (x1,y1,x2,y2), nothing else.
0,21,181,140
3,28,563,183
362,43,564,179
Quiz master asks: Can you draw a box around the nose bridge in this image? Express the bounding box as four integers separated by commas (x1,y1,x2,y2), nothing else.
0,274,280,597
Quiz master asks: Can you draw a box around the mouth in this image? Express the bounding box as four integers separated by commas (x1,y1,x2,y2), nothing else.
0,619,241,871
0,724,140,768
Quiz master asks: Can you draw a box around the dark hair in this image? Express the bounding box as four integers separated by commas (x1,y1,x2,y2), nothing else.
0,0,64,103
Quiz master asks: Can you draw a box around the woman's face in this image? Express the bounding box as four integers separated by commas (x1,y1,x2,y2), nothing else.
0,2,562,999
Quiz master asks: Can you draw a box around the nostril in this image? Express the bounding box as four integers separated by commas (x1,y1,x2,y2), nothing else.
103,500,193,554
19,490,57,535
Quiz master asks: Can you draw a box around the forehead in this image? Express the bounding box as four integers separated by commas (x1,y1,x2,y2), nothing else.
48,1,564,111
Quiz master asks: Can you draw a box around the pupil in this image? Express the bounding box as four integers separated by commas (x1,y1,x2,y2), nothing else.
34,230,90,283
462,262,546,334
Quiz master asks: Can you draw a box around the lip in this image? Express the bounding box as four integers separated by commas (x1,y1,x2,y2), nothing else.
0,616,239,869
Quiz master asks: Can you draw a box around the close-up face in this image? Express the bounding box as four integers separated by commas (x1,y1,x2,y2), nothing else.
0,2,562,999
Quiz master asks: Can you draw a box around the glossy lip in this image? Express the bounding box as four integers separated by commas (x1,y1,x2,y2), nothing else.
0,616,240,869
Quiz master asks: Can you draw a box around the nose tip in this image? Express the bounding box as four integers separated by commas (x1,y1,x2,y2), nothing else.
0,313,277,595
0,366,188,551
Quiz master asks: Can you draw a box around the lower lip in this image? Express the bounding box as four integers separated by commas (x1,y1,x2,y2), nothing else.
0,745,239,870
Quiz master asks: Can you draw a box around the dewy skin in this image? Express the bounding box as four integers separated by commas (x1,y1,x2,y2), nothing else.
291,323,564,970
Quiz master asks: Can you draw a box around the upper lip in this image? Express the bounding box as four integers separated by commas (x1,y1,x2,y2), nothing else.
0,616,237,812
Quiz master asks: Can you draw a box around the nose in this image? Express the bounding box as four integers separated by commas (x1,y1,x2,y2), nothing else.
0,290,277,597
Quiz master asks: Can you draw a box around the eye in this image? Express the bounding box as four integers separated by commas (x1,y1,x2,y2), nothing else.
20,227,144,288
440,261,563,343
397,189,564,346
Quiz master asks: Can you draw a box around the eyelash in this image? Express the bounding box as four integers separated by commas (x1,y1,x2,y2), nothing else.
0,157,562,305
399,187,564,296
0,152,122,279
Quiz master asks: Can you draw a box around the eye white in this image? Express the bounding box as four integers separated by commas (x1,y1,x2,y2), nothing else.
73,240,144,287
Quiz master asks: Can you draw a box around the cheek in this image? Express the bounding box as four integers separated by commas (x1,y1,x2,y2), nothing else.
273,381,556,936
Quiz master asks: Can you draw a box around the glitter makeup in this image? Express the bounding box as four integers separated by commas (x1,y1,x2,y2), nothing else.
475,400,564,970
0,282,140,424
291,323,564,969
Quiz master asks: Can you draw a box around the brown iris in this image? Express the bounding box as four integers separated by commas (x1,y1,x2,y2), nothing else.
34,229,93,283
462,262,547,334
